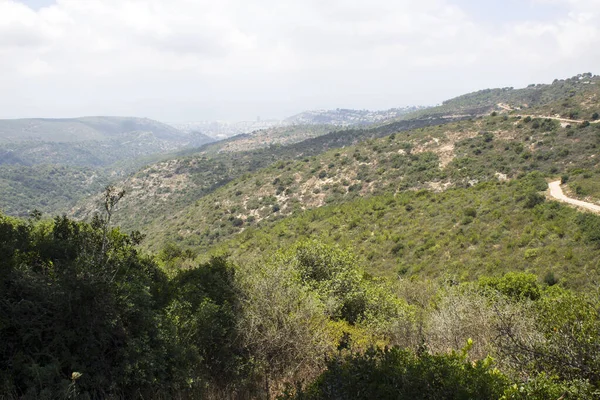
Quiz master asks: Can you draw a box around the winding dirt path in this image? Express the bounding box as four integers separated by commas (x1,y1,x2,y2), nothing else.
548,181,600,213
496,104,599,124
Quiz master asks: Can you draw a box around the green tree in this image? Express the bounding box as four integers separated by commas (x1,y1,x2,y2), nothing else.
0,213,182,398
282,346,508,400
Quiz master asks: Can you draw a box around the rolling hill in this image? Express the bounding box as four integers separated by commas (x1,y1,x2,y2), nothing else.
68,74,600,260
0,116,186,143
0,116,214,216
4,73,600,400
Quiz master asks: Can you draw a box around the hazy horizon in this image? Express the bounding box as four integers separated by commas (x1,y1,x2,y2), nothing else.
2,0,599,122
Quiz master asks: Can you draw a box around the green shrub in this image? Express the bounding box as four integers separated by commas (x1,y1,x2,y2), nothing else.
524,192,545,209
281,346,508,400
479,272,541,300
501,373,599,400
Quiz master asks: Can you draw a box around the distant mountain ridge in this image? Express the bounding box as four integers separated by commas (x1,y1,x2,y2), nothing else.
0,116,214,216
0,116,192,143
171,106,428,140
171,120,285,140
284,106,426,126
0,116,214,167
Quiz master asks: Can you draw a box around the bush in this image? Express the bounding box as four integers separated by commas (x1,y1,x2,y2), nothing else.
479,272,541,301
0,214,184,398
282,346,508,400
501,373,599,400
577,213,600,243
523,192,545,209
543,271,558,286
464,207,477,218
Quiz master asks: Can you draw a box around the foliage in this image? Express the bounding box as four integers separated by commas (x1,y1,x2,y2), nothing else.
501,373,599,400
236,253,332,391
139,104,600,253
0,164,110,217
0,213,183,398
212,176,600,289
479,272,542,301
280,346,508,400
168,256,252,394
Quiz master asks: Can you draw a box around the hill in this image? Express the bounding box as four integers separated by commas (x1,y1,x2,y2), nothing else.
0,116,214,216
70,115,460,231
0,116,214,167
68,74,600,251
192,124,342,155
413,72,599,120
134,108,600,253
284,106,426,126
0,116,187,143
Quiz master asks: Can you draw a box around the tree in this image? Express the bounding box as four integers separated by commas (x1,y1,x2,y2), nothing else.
237,256,332,397
0,213,182,398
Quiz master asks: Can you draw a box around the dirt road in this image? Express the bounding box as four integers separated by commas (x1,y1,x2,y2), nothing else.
548,181,600,213
496,104,599,124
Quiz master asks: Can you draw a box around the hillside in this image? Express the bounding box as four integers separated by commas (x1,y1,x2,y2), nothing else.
0,117,213,166
285,106,426,126
135,109,600,253
413,72,599,120
192,124,341,155
70,115,461,231
207,175,600,288
68,74,600,252
0,164,109,217
0,116,214,216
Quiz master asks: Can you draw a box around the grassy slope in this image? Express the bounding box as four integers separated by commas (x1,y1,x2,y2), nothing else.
564,171,600,205
207,177,600,289
73,116,456,231
138,112,600,252
72,73,600,255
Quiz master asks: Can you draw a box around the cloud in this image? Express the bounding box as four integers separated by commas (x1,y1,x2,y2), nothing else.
0,0,599,120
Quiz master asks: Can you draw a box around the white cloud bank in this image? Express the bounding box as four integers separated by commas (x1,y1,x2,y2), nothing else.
0,0,599,121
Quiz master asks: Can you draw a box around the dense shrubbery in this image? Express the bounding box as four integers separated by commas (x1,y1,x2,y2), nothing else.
0,213,416,398
3,208,600,398
213,174,600,288
281,346,508,400
0,213,182,398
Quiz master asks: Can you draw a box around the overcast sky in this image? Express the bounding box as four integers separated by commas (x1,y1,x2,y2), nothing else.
0,0,599,122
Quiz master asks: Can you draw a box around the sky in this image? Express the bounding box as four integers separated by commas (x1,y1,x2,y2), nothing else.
0,0,599,122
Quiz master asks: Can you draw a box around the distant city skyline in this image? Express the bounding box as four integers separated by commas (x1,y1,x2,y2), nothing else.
1,0,598,122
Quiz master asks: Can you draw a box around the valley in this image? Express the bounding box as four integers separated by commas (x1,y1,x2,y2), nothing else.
2,73,600,400
4,0,600,397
